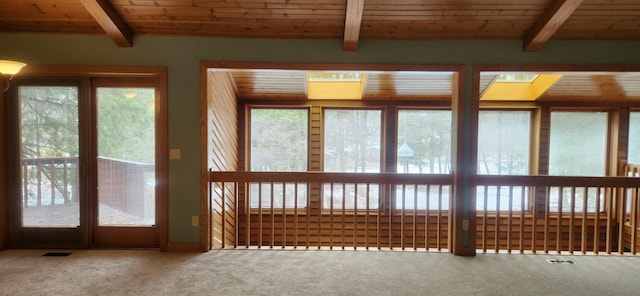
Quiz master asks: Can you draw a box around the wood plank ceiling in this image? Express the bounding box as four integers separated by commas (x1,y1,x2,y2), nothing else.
221,69,455,100
216,68,640,101
2,1,638,102
0,0,639,52
479,71,640,101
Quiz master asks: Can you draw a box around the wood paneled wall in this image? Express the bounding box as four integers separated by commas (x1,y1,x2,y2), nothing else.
477,215,612,254
208,71,239,172
623,225,640,254
207,71,239,248
237,213,450,250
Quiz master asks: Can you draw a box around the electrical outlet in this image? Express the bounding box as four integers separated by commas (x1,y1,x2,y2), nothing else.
191,215,199,227
462,219,469,230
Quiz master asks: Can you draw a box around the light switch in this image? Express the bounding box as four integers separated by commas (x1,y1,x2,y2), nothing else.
170,149,181,160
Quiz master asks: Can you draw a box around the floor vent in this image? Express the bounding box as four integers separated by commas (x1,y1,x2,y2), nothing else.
546,258,574,264
42,252,72,257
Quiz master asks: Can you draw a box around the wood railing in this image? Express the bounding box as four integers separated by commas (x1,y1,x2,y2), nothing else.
622,162,640,177
97,157,155,219
209,171,452,251
621,162,640,253
210,170,640,255
21,157,80,207
476,175,640,255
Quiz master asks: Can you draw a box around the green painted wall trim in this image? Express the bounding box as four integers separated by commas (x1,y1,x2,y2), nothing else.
1,34,639,243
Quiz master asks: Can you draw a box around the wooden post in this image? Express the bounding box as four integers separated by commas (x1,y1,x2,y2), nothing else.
451,68,477,256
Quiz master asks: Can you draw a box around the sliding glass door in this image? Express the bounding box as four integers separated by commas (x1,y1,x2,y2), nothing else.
9,74,164,249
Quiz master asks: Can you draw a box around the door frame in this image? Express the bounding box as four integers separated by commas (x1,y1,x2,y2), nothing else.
4,65,168,251
7,76,90,248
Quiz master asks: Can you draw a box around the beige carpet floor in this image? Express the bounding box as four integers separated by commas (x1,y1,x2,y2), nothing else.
1,248,639,296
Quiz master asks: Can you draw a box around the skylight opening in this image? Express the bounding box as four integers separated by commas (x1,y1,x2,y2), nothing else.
306,72,366,100
495,73,539,83
481,72,562,101
307,72,363,82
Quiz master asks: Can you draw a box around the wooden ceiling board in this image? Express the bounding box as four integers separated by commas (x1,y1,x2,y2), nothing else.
480,71,640,100
225,69,455,101
131,20,344,38
228,69,307,100
0,0,638,50
554,0,640,39
360,21,535,39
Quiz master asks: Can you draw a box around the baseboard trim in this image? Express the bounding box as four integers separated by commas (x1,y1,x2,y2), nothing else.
167,243,202,252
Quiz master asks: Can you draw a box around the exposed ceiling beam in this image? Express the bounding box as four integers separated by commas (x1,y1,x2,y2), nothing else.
343,0,365,51
523,0,583,52
80,0,133,47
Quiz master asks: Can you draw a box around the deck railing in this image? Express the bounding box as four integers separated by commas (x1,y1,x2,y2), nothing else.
21,157,80,207
97,157,155,219
21,157,154,219
210,169,640,255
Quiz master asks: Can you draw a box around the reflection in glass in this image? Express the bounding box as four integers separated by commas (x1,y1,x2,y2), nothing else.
97,87,156,226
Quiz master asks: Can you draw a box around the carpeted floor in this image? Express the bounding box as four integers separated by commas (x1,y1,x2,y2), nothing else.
1,248,639,296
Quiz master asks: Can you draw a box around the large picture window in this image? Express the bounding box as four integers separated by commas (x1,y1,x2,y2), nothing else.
477,111,530,175
323,109,382,210
323,109,381,173
249,108,308,209
549,111,607,212
549,111,607,176
396,109,452,210
476,110,531,211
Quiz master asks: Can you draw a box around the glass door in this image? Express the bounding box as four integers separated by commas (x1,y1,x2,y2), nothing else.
92,82,159,247
9,79,89,248
9,75,164,249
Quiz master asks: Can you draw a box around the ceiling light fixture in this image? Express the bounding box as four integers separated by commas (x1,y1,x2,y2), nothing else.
0,60,27,92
